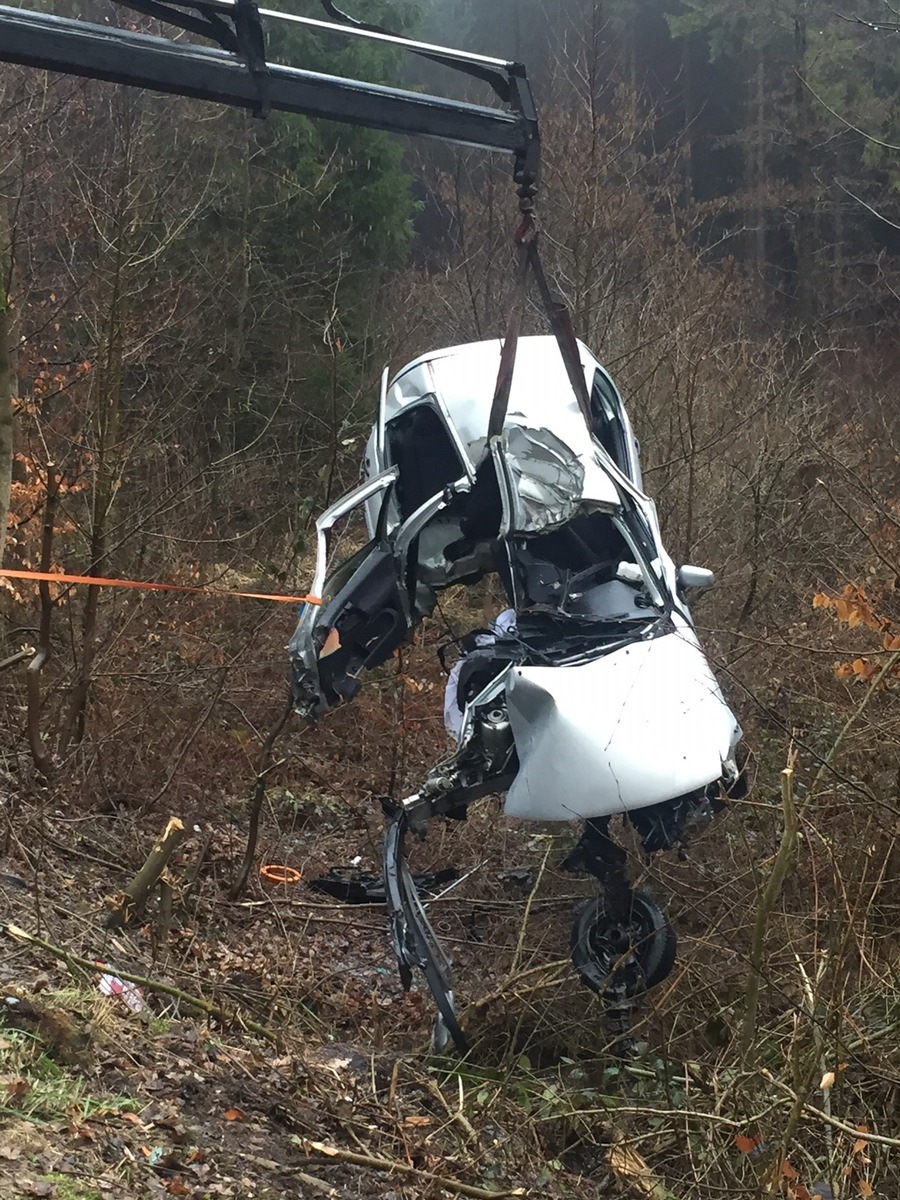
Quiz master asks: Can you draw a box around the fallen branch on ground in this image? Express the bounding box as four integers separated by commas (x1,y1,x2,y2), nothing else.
1,646,35,671
3,922,280,1044
534,1101,782,1128
292,1172,352,1198
761,1069,900,1149
464,957,569,1016
294,1137,525,1199
422,1076,478,1143
240,1153,353,1197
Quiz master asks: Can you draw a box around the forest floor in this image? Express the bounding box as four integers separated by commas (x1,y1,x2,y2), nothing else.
0,793,650,1200
1,609,898,1199
6,788,892,1200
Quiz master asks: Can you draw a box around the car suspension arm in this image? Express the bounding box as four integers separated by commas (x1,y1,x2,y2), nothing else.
382,755,516,1053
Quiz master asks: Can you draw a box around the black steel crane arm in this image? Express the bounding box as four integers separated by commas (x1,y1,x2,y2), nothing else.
0,1,539,185
315,0,515,102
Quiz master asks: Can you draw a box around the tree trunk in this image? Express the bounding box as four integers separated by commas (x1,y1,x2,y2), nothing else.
0,191,16,555
793,5,816,324
753,51,767,281
682,31,695,207
62,261,125,749
58,193,129,752
106,816,185,927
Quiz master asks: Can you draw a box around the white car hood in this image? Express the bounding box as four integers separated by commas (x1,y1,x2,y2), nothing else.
504,626,740,821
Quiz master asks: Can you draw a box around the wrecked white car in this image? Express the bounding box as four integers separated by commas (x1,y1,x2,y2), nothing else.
289,335,744,1051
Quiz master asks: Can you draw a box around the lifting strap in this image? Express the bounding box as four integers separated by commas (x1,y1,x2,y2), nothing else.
487,187,593,442
486,203,534,439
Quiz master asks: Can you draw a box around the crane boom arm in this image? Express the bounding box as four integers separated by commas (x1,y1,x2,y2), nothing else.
0,2,539,185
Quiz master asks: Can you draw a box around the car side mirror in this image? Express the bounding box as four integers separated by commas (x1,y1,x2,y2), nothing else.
677,565,715,593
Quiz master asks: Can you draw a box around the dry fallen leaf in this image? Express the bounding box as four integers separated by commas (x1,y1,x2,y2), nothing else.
6,1078,30,1103
858,1181,873,1198
309,1142,339,1158
607,1141,673,1200
735,1134,760,1154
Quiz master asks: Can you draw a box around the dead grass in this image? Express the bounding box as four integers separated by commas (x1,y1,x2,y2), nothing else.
0,570,897,1199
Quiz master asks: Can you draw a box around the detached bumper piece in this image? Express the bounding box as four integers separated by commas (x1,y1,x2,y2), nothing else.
384,807,468,1053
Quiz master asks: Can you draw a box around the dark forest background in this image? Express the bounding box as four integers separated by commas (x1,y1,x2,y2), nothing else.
2,4,900,1197
5,0,900,632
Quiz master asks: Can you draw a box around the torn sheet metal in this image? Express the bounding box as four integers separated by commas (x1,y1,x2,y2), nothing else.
496,424,621,535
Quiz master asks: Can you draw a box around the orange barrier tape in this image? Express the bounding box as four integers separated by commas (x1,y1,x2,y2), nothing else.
0,567,321,605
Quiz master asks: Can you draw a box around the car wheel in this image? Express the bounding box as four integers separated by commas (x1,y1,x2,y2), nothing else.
571,889,677,997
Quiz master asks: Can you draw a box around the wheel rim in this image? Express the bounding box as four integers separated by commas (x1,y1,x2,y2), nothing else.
571,890,676,998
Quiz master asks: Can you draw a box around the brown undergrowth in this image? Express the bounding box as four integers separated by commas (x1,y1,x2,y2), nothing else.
1,574,898,1200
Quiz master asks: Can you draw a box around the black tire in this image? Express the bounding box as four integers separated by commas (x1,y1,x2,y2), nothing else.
571,889,677,998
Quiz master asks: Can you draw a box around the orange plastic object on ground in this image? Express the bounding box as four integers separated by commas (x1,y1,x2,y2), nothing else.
259,864,301,885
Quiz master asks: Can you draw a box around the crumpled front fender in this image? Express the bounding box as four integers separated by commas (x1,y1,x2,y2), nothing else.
504,625,741,820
